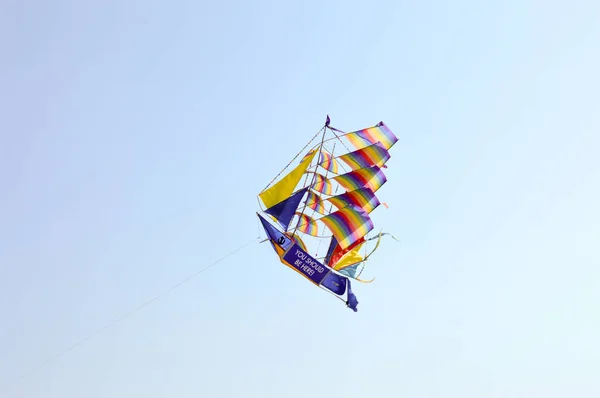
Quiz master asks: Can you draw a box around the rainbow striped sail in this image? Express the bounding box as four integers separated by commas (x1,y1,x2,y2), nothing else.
332,165,387,193
318,150,340,174
294,212,320,236
310,172,334,195
344,121,398,151
337,141,390,170
305,191,327,214
320,205,374,249
256,115,399,312
327,188,381,213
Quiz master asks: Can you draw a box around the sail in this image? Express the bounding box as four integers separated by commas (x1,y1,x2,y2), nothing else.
327,236,365,267
327,187,380,214
259,151,316,209
310,172,334,195
335,232,383,276
344,121,398,151
264,187,309,230
318,150,340,174
332,241,365,270
337,141,391,170
337,263,361,278
294,212,320,236
305,191,327,214
319,205,374,250
332,165,387,193
303,188,380,219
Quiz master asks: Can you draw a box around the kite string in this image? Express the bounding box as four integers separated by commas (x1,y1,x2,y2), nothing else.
1,236,261,393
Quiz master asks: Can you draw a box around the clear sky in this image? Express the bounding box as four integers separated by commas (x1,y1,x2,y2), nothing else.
1,0,599,397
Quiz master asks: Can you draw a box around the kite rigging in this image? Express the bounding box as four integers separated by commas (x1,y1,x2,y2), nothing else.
256,116,399,312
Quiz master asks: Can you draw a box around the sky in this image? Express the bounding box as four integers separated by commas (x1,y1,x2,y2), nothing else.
1,0,599,396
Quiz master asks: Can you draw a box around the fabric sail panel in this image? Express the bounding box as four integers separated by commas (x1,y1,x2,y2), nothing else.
293,212,320,236
264,187,309,229
344,122,398,151
332,241,365,271
328,237,365,268
332,166,387,193
327,188,381,214
318,151,340,174
310,172,334,195
259,151,316,209
319,205,374,249
305,191,327,214
337,141,391,170
337,263,361,278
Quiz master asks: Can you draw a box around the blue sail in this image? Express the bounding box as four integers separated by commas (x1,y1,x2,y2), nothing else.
264,187,308,230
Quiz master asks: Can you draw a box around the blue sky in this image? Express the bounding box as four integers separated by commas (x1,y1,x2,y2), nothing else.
1,0,599,396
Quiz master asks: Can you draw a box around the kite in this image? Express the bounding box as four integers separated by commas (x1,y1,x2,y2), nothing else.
256,116,399,312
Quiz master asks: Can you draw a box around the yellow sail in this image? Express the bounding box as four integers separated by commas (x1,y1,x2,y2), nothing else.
259,151,316,209
333,242,365,270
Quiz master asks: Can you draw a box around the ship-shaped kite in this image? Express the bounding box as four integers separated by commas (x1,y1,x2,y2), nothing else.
256,116,398,312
